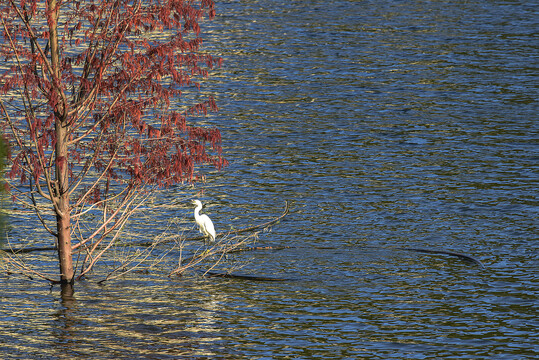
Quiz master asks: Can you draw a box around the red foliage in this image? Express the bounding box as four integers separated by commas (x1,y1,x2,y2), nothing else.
1,0,226,199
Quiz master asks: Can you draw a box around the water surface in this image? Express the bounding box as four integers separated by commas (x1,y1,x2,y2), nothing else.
1,0,538,358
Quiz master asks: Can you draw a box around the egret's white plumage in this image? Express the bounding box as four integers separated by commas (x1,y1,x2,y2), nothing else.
191,200,216,243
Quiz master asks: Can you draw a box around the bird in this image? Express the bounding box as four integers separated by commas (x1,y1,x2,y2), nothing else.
191,199,216,244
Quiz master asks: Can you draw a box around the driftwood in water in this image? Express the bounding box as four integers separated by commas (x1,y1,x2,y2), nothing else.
395,247,485,268
228,244,485,269
227,245,293,254
208,244,484,282
203,271,288,281
0,246,57,254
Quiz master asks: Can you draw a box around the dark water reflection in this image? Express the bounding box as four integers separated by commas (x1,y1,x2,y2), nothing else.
1,0,538,358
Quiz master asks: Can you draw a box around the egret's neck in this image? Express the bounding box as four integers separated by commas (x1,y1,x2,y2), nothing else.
194,204,202,218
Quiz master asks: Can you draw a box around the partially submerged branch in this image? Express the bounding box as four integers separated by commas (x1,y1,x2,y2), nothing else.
189,200,289,239
168,233,259,278
203,271,288,282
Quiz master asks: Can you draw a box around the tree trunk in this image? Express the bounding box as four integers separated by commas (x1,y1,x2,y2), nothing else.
55,148,73,284
49,0,74,283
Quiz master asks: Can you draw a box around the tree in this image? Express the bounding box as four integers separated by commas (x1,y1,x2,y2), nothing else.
0,0,226,284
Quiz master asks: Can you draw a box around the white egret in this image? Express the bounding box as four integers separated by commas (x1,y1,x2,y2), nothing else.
191,200,216,244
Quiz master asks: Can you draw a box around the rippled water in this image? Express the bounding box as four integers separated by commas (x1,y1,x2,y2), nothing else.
1,0,538,359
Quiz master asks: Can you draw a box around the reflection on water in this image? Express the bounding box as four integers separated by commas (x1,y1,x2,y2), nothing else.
1,0,538,358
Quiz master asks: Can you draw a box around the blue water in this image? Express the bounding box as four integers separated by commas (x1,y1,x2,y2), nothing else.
1,0,538,358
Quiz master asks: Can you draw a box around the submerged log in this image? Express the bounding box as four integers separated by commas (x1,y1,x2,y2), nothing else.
224,244,485,269
203,271,288,281
227,245,293,253
396,247,485,268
